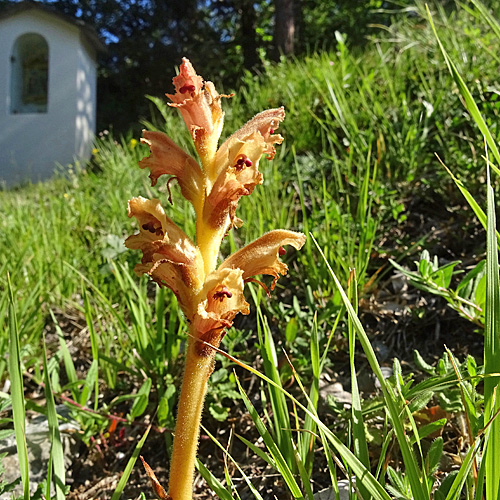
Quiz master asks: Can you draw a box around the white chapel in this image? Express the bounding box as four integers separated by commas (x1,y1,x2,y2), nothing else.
0,2,103,186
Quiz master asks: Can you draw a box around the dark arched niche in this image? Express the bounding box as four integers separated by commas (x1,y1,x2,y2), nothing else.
10,33,49,114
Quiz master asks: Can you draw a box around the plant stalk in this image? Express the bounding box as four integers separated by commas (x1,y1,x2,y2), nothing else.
167,326,216,500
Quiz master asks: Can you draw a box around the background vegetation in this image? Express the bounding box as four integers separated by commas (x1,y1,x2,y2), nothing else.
1,0,496,130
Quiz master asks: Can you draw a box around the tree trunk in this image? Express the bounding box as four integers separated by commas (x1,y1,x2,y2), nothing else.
239,0,259,71
273,0,295,60
294,0,304,53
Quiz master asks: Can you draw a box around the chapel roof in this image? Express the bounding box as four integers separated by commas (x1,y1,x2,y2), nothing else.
0,1,105,54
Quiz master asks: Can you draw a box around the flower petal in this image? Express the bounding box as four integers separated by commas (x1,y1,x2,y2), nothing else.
203,107,284,232
203,133,264,230
125,197,204,314
192,268,249,353
134,260,200,318
213,107,285,180
168,57,204,98
219,230,306,290
139,131,204,207
166,58,227,164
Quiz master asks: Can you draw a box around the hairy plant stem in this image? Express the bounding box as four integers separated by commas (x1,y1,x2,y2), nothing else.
197,222,225,278
167,326,216,500
165,168,224,499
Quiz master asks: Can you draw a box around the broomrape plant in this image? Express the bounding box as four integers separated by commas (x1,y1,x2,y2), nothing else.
125,58,305,500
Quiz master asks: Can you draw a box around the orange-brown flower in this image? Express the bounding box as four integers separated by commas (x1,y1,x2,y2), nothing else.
203,108,285,232
219,229,306,290
139,131,204,209
191,230,306,349
125,197,204,316
192,268,249,353
214,107,285,177
166,58,227,164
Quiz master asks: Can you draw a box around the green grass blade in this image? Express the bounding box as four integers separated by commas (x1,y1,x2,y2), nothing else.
80,359,98,407
195,460,233,500
7,274,30,500
50,309,79,400
202,424,265,500
83,286,99,411
474,429,488,500
299,315,320,476
236,376,304,499
317,426,340,494
292,441,315,500
110,425,151,500
252,299,295,472
484,161,500,500
444,437,481,500
439,161,500,249
45,429,53,500
43,335,66,500
236,433,276,468
320,309,343,371
347,271,370,500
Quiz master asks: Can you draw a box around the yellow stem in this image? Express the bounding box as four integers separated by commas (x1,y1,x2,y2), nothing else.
196,220,225,277
194,157,226,277
167,154,222,499
167,327,216,500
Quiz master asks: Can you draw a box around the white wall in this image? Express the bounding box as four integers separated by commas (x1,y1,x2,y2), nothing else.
0,10,96,186
75,35,97,160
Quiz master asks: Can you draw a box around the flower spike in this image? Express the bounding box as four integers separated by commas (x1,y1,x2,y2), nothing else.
126,58,304,500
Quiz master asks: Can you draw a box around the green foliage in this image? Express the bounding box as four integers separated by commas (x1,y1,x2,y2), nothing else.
392,251,486,327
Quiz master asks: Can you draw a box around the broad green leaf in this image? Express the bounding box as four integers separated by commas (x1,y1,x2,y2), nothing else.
426,437,443,475
411,419,447,444
130,378,152,420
